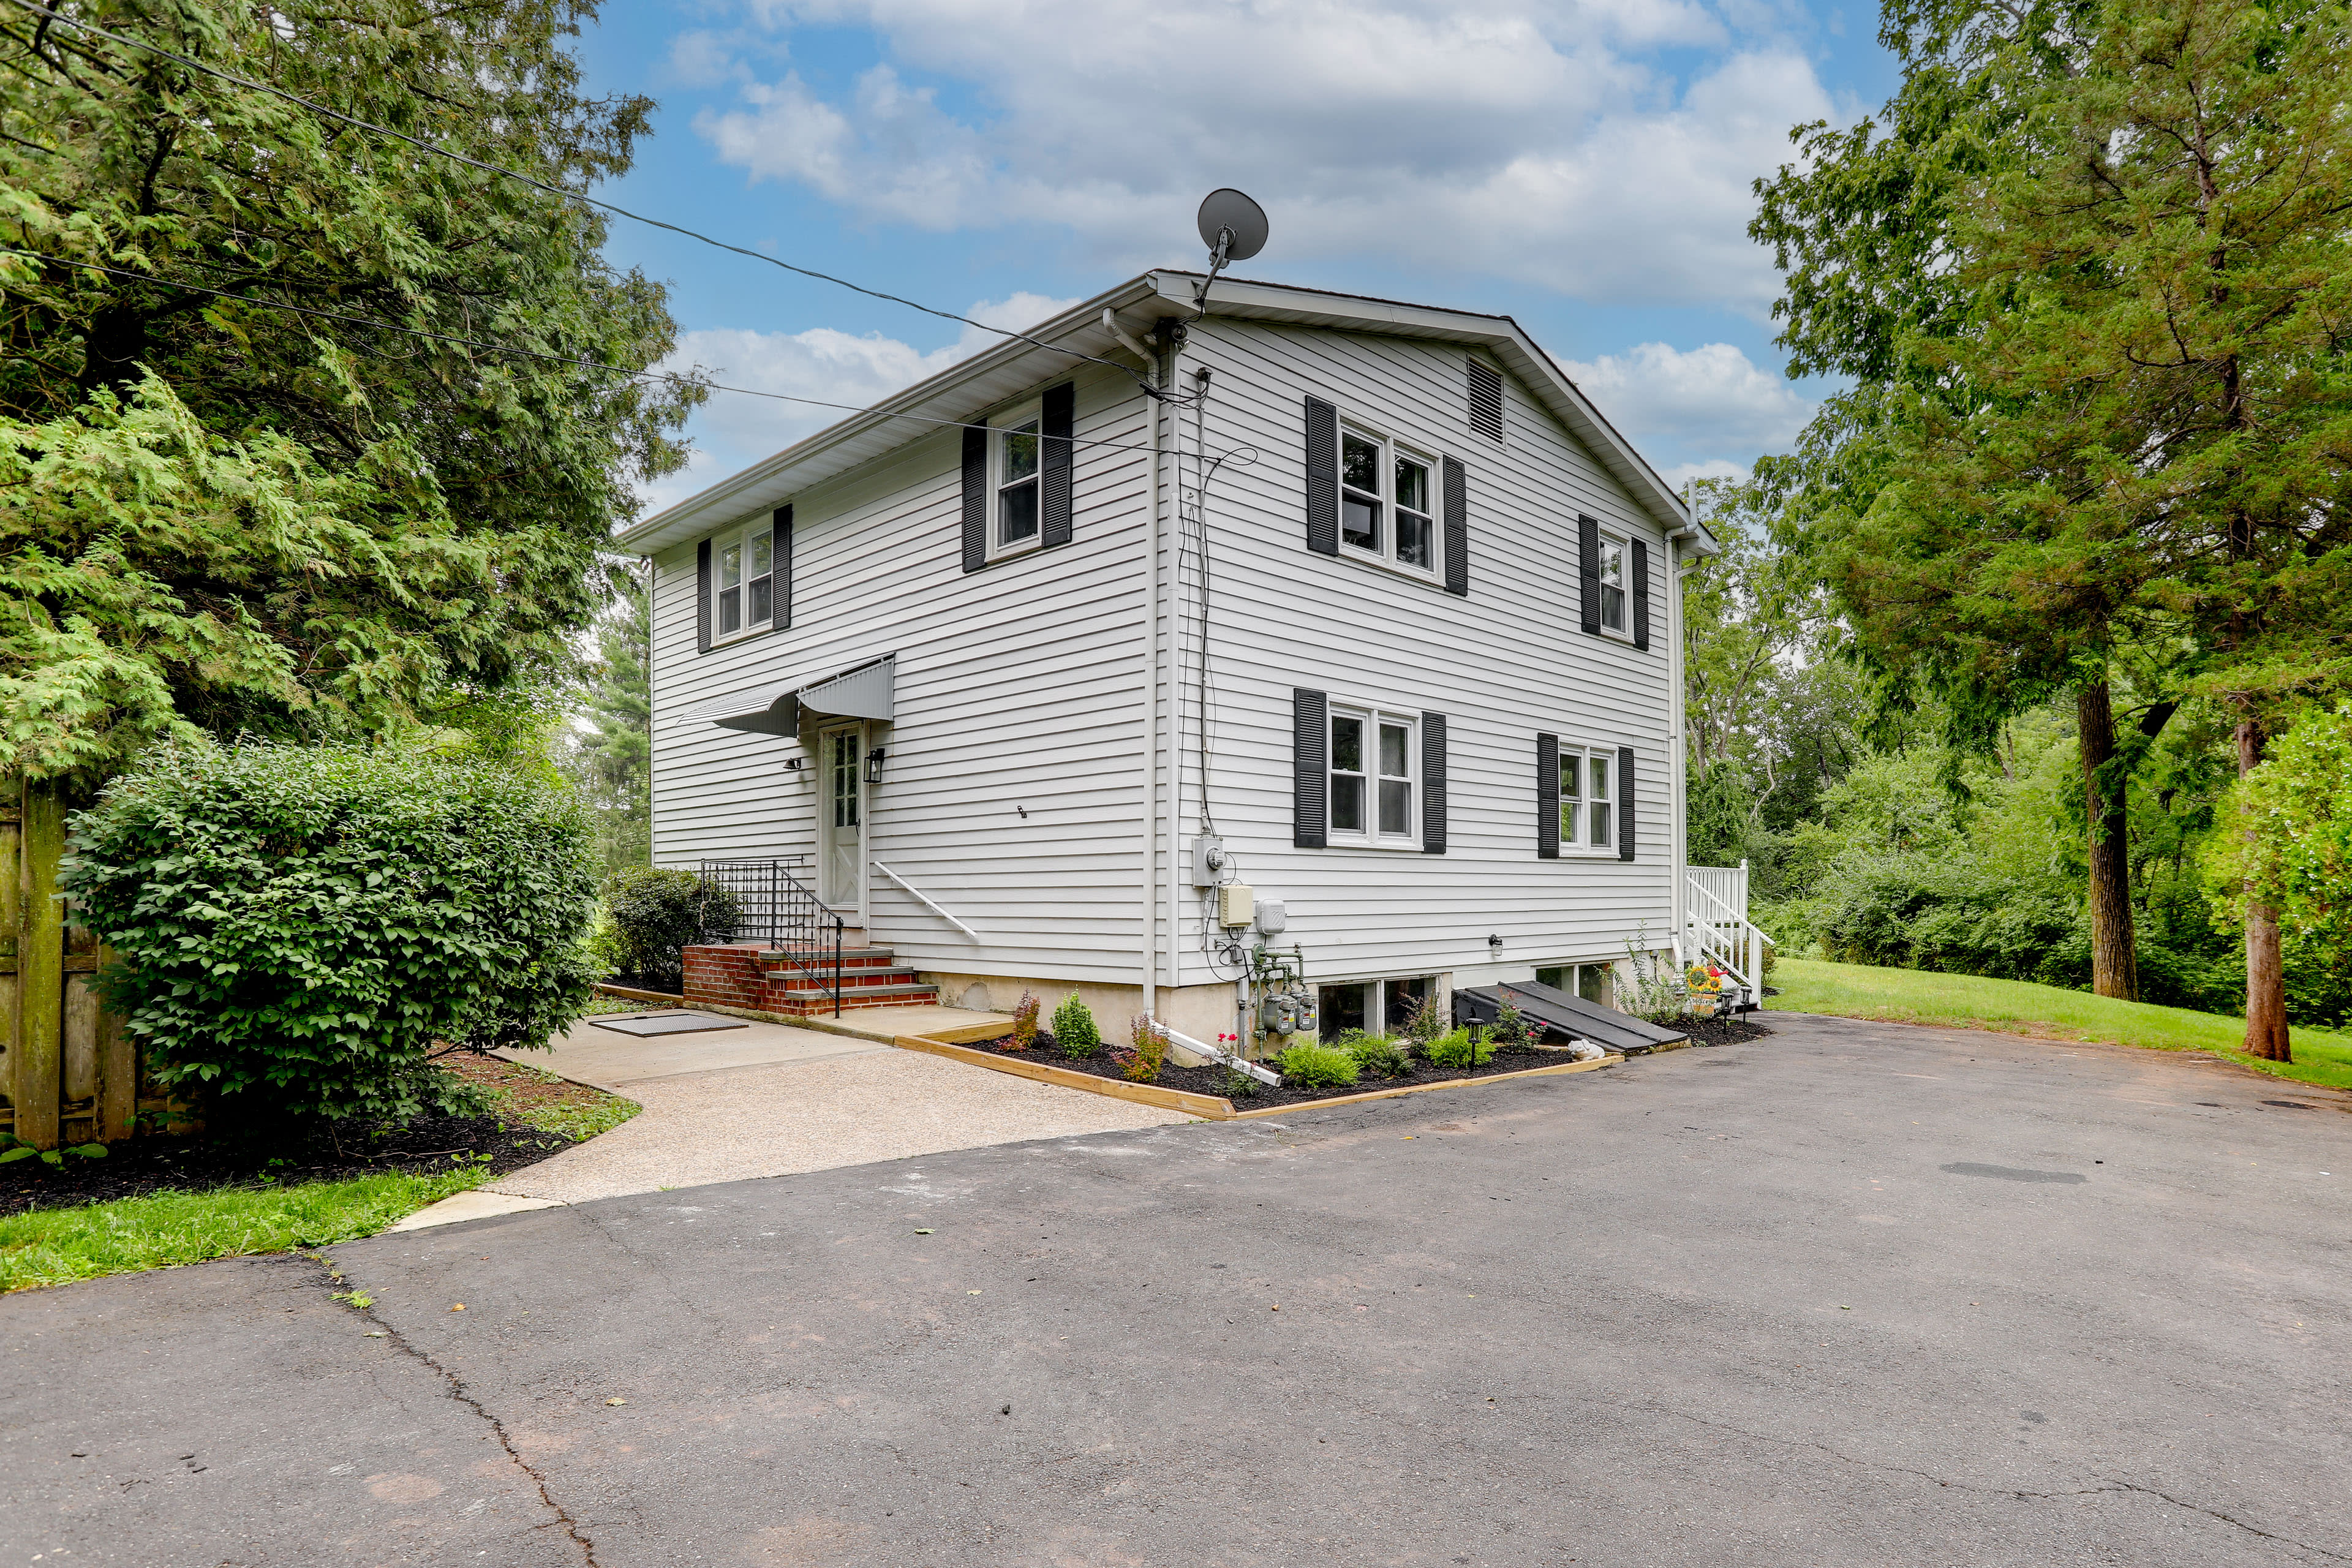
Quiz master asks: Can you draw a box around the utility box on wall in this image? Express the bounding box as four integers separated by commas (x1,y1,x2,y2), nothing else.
1217,883,1255,928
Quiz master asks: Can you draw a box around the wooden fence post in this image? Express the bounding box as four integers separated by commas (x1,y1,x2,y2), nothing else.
13,778,65,1149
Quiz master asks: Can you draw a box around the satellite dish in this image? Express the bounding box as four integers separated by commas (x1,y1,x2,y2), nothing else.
1196,189,1268,263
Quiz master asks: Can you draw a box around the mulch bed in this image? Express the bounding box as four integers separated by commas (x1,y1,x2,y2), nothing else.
0,1054,616,1216
972,1014,1777,1110
1681,1014,1776,1047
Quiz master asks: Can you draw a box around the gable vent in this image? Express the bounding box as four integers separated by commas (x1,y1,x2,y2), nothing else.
1466,358,1504,441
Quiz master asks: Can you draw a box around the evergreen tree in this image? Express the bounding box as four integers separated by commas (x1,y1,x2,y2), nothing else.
0,0,701,784
562,570,651,878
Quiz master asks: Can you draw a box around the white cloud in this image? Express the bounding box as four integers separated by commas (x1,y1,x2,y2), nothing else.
1563,340,1814,467
695,0,1836,311
636,292,1081,516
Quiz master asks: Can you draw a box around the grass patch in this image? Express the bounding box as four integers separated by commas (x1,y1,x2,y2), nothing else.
0,1170,482,1292
1770,957,2352,1092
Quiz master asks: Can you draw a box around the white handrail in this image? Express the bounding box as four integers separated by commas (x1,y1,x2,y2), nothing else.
1683,867,1771,993
871,861,981,941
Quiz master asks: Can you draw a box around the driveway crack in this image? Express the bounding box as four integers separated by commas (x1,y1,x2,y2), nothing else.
304,1256,600,1566
2094,1479,2351,1562
1614,1399,2346,1559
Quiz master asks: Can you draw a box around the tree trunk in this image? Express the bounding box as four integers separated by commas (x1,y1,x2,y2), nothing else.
2078,681,2138,1001
2237,715,2292,1062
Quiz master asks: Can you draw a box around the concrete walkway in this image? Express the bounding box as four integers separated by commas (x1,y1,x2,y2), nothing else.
390,1012,1186,1230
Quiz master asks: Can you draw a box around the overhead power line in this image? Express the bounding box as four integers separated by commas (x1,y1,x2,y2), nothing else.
0,247,1185,462
1,0,1167,396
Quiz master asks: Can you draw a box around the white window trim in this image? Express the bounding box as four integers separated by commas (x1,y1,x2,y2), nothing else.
1558,741,1619,856
1336,418,1444,583
1329,701,1422,850
709,519,775,645
1594,527,1634,642
987,399,1045,562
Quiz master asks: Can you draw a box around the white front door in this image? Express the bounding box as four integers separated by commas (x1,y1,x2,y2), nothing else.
818,723,863,911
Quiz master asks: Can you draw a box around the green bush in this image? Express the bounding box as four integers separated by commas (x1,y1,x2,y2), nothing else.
1424,1027,1497,1071
1275,1042,1360,1090
1119,1015,1169,1082
1341,1034,1412,1079
1051,992,1101,1058
63,742,597,1127
605,865,740,989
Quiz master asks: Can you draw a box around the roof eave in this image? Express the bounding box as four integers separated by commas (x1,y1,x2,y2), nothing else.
616,274,1174,556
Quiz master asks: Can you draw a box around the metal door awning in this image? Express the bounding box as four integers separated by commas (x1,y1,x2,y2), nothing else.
695,654,895,736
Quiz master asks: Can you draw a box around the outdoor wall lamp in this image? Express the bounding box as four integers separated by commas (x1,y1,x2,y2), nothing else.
864,747,886,785
1487,933,1504,953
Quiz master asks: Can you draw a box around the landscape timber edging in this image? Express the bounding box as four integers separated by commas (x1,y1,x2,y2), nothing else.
1223,1053,1624,1117
595,982,686,1005
892,1035,1627,1120
894,1035,1237,1118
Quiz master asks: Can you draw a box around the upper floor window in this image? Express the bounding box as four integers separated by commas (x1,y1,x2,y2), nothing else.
1559,744,1614,851
1596,534,1627,633
712,521,773,641
1330,704,1420,845
1339,425,1439,577
993,402,1042,557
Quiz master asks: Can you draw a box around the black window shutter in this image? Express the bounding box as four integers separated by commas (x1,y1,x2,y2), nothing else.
773,504,793,630
696,538,712,654
1536,733,1559,859
1442,456,1469,597
1421,712,1447,854
960,423,988,573
1632,538,1651,650
1618,746,1636,861
1304,397,1339,557
1293,689,1328,848
1041,382,1075,549
1578,514,1602,636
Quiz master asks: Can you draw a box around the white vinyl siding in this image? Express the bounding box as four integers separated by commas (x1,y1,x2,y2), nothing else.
649,309,1676,995
649,364,1152,984
1156,315,1673,987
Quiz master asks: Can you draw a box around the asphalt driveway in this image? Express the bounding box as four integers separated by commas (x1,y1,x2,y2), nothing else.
6,1014,2348,1567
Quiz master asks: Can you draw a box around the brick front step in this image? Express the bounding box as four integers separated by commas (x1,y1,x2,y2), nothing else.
767,967,923,994
758,948,900,971
766,985,941,1016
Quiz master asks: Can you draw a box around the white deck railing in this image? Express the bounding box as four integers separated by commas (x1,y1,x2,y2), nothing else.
1685,859,1772,996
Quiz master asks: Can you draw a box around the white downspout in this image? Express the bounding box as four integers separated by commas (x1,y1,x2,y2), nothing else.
1161,298,1186,1006
1131,309,1162,1021
1667,491,1697,968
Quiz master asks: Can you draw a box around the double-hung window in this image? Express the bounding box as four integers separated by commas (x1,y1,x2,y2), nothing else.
711,521,774,641
1330,705,1419,845
1596,535,1628,633
992,402,1042,557
1339,425,1439,576
1558,744,1615,851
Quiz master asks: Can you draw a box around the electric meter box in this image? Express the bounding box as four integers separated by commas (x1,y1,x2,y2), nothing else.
1218,883,1255,928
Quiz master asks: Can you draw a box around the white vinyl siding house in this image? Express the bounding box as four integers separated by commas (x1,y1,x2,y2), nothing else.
624,272,1716,1046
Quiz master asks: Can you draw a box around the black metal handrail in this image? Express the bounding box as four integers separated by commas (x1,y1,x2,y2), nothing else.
700,857,845,1017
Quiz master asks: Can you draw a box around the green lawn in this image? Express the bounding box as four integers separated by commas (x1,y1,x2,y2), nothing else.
0,1169,483,1292
1769,957,2352,1092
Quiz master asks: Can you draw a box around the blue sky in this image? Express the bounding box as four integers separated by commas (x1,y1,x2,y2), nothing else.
570,0,1901,514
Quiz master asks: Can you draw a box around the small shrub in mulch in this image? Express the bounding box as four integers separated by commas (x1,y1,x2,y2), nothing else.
0,1055,634,1216
1050,992,1101,1060
1274,1042,1359,1090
